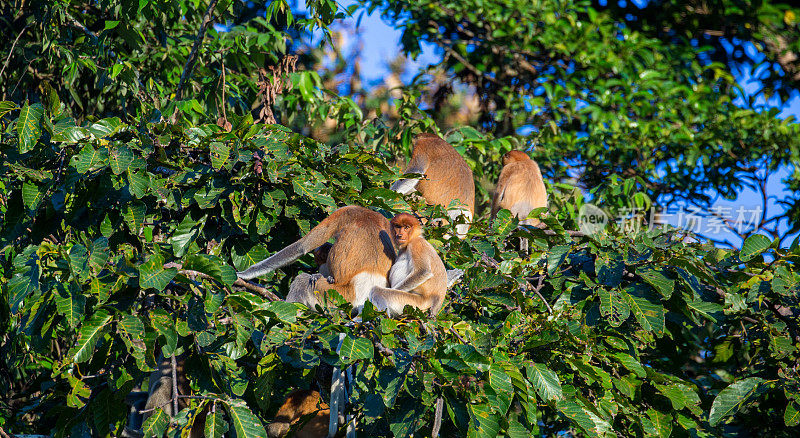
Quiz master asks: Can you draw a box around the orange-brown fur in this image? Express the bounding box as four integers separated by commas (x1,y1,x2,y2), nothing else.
369,214,448,316
491,150,548,226
238,206,395,310
391,133,475,238
266,389,330,438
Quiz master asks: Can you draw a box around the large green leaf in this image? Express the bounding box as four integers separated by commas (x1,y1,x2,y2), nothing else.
526,363,563,401
468,402,501,438
139,252,177,291
636,267,674,299
108,143,135,174
21,181,45,211
182,254,236,286
205,406,230,438
16,102,44,153
70,309,112,363
622,286,665,334
339,336,374,365
599,288,630,327
123,201,147,235
739,234,771,262
786,400,800,427
55,285,86,329
142,408,169,438
225,401,267,438
709,378,765,426
72,144,109,173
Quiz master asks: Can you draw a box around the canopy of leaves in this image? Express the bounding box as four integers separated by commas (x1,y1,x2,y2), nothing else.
364,0,800,242
1,0,799,437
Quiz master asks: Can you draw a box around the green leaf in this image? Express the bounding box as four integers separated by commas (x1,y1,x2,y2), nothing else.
69,244,90,278
468,403,501,438
21,181,45,211
123,201,146,234
547,245,570,276
786,400,800,427
493,209,517,236
641,409,672,437
139,252,177,290
526,363,563,401
655,383,700,411
636,267,674,299
89,237,110,270
488,364,513,415
127,169,150,198
182,254,237,286
205,406,229,438
108,144,134,174
142,408,169,438
171,215,201,257
210,141,231,170
739,234,771,261
151,309,178,356
623,286,665,334
266,301,298,323
119,314,145,339
612,352,646,378
88,117,124,138
709,377,765,426
599,288,630,327
72,144,108,173
71,309,112,363
16,102,44,153
0,100,19,119
55,286,86,329
339,336,374,365
225,401,267,438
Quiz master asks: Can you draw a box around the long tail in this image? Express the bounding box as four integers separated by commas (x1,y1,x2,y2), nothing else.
237,213,340,280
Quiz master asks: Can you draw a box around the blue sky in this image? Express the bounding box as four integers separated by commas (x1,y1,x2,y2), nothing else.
311,0,799,247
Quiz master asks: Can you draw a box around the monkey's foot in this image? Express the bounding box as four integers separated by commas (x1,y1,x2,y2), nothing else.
446,269,464,289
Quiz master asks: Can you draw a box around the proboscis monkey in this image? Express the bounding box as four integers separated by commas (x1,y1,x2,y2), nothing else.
391,133,475,239
491,150,548,252
237,206,395,311
266,389,330,438
368,213,448,316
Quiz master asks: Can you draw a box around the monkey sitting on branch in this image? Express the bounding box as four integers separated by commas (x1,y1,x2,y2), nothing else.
391,133,475,239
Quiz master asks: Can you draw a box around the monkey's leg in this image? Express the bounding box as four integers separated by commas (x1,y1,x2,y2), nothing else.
314,275,357,307
369,286,430,316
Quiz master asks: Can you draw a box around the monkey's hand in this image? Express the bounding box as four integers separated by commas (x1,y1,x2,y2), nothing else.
446,269,464,289
309,273,335,287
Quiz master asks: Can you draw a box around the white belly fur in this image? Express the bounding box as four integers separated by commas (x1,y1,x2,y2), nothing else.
388,251,413,288
352,271,388,311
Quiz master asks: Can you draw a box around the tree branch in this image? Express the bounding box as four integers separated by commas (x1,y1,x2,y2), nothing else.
173,0,220,105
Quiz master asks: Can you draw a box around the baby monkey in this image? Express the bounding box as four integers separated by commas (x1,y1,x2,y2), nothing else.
369,213,448,316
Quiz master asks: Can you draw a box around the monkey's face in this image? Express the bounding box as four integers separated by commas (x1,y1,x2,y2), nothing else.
392,222,413,246
390,213,420,247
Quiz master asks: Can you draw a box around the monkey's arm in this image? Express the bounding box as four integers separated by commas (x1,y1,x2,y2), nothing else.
392,249,434,291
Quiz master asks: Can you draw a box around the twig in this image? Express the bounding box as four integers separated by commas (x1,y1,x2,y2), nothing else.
431,396,444,437
165,262,280,301
172,0,220,118
0,24,29,98
170,355,179,414
234,278,280,301
530,274,552,313
139,394,220,414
